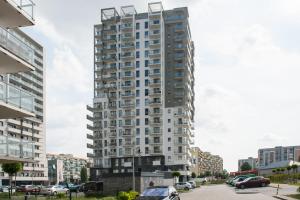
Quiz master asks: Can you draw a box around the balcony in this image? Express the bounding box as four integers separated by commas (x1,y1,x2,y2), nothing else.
149,100,162,106
150,119,162,126
120,63,135,70
121,102,135,108
121,24,133,32
174,121,190,127
122,121,135,127
149,40,160,48
150,150,163,155
124,141,134,147
122,130,134,137
0,0,35,28
150,128,162,135
174,141,189,146
0,81,34,119
87,153,94,158
149,110,162,116
149,90,161,97
149,71,161,78
87,105,103,112
102,26,117,34
0,27,35,74
121,82,135,89
149,50,161,58
102,54,117,62
103,45,117,53
121,53,135,60
0,135,35,163
101,74,117,81
121,33,134,41
149,31,160,39
121,93,135,98
174,129,189,136
102,35,117,43
121,43,135,50
108,151,117,157
122,111,135,118
102,64,117,71
149,22,160,29
149,80,161,87
121,73,135,79
87,134,94,140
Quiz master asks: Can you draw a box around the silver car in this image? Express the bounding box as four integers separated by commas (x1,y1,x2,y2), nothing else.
40,185,69,196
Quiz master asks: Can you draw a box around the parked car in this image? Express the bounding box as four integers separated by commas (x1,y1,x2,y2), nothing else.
199,178,207,184
175,182,192,190
40,185,69,196
60,183,81,192
188,181,196,188
17,185,40,194
138,186,180,200
232,177,248,186
235,176,270,189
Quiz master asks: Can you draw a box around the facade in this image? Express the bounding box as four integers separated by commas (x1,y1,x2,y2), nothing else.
238,157,258,171
191,147,223,176
87,2,195,185
47,154,91,183
0,0,47,185
258,145,300,175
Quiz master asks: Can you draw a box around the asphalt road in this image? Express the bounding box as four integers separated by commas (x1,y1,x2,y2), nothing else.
180,185,278,200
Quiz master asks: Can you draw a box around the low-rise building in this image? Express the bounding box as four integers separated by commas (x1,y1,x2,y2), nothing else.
47,154,91,183
238,157,258,171
191,147,223,176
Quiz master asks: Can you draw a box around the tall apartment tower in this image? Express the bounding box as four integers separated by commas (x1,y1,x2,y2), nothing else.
87,2,194,180
0,0,47,185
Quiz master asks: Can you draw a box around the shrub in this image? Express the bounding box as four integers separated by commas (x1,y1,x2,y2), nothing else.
298,186,300,193
56,193,66,199
128,191,139,200
117,191,130,200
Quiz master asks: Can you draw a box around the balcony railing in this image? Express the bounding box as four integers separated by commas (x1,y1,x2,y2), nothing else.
0,81,34,113
7,0,35,21
0,135,34,160
0,27,34,66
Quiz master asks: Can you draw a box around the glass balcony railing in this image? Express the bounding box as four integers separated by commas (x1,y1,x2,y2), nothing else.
8,0,35,21
0,27,35,66
0,81,34,112
0,135,34,160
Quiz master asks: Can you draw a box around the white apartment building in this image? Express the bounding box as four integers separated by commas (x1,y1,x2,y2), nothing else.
0,0,47,185
47,154,91,183
87,2,195,181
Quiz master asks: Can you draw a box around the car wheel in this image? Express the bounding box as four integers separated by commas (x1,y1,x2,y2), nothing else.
240,185,245,189
261,183,266,187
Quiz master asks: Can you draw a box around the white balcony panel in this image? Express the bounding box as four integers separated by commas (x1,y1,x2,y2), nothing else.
0,0,35,28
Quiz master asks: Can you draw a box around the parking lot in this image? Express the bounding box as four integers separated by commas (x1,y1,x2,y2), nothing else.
180,184,298,200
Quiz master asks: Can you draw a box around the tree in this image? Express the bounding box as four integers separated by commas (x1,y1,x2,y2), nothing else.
280,168,285,173
2,163,23,198
287,166,292,175
80,167,88,183
291,164,298,174
240,162,252,171
272,169,277,174
171,171,181,185
204,171,211,177
191,172,196,179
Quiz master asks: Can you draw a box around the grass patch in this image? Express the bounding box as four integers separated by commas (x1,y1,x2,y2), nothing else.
287,194,300,199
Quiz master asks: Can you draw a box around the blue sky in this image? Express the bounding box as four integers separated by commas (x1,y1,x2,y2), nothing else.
22,0,300,171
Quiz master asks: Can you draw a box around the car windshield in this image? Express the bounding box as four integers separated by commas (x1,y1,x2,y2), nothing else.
141,188,169,197
243,177,253,182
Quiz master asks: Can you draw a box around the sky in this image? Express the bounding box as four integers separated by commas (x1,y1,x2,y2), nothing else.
22,0,300,171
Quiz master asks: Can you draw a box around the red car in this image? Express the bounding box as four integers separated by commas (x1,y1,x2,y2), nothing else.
17,185,40,194
236,176,270,189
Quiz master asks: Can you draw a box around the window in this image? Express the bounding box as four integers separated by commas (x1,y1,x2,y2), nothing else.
145,70,149,77
145,89,149,96
136,32,140,39
145,137,149,144
136,90,140,97
136,99,140,106
136,119,140,126
136,61,140,68
145,22,148,29
136,51,140,58
145,50,149,58
168,119,171,123
168,147,171,151
145,108,149,115
136,41,140,49
136,80,140,87
168,109,171,114
145,79,149,86
153,20,160,24
168,137,171,142
145,128,149,135
136,128,140,135
136,109,140,116
136,138,140,145
145,41,149,48
145,31,149,38
136,22,140,30
145,60,149,67
145,118,149,125
168,128,171,132
136,71,140,78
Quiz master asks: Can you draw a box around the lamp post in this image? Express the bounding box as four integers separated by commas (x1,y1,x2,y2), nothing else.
132,148,141,191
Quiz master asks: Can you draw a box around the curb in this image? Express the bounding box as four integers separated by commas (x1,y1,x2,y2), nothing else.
273,195,295,200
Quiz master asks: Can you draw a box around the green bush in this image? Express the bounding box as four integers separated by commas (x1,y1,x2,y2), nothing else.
117,191,130,200
298,186,300,193
268,173,300,184
128,191,139,200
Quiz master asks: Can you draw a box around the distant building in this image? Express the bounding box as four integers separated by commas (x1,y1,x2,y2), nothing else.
47,154,91,183
238,157,258,171
191,147,223,176
258,145,300,175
